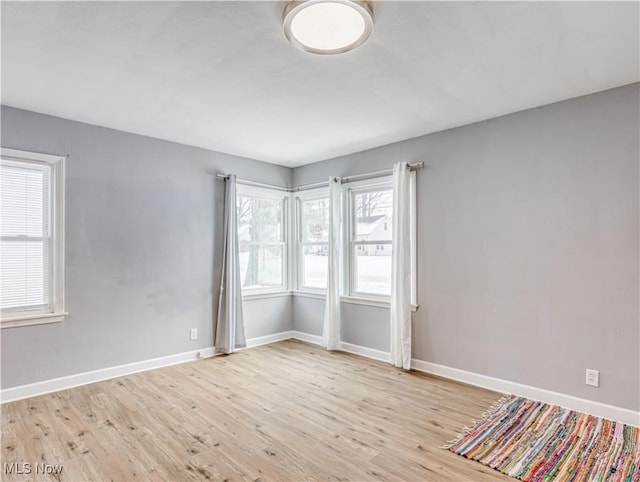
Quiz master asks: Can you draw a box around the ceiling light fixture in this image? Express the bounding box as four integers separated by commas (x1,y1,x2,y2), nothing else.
283,0,373,55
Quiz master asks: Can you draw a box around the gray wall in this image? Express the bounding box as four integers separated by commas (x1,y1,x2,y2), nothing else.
3,84,638,412
0,106,293,389
293,83,640,411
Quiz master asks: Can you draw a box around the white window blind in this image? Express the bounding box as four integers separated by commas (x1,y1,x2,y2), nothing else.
1,161,51,312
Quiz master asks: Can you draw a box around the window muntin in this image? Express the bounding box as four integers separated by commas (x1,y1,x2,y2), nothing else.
297,195,329,290
349,185,393,297
237,188,288,292
1,149,65,326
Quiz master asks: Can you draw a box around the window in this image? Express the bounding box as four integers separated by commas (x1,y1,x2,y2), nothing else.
237,186,288,293
347,181,394,297
293,174,416,307
296,191,329,290
1,148,65,328
249,171,416,306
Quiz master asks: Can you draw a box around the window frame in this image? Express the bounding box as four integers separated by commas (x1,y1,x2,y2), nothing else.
236,184,290,298
344,177,394,301
342,174,417,308
294,187,329,294
1,148,66,329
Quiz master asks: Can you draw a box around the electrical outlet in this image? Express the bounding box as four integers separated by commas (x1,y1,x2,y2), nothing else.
586,369,599,387
190,328,198,341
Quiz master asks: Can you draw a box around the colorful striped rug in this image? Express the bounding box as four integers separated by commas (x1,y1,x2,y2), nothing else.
445,395,640,482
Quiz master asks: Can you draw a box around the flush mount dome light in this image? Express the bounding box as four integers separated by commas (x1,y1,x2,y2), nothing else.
283,0,373,55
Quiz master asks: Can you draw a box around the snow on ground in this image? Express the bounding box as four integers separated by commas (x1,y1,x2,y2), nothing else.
239,252,390,295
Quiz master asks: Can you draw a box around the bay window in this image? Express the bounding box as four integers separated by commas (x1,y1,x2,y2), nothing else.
242,171,416,308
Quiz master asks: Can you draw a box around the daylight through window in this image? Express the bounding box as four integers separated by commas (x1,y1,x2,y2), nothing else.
349,184,393,297
237,188,287,291
298,194,329,290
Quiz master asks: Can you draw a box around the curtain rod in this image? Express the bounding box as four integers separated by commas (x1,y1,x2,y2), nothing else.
217,162,425,193
293,161,425,192
215,173,291,192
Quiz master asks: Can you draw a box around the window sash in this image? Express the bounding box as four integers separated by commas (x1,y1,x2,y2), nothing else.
1,161,53,314
237,196,285,244
349,245,392,299
0,237,51,310
237,186,289,293
299,241,329,290
299,197,329,244
238,244,286,290
295,191,330,291
346,180,394,299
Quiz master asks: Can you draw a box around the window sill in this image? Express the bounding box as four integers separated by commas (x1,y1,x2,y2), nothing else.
340,297,419,312
1,312,67,329
242,291,291,301
341,296,390,309
241,291,419,312
292,291,326,300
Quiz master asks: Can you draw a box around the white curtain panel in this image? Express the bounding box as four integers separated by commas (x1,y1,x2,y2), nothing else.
215,174,247,354
322,176,342,351
390,162,412,369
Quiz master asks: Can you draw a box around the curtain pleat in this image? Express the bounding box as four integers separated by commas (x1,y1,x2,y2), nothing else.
322,177,342,351
215,174,247,354
390,162,412,369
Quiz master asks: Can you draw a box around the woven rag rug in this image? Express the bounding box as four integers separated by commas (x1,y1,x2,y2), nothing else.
445,395,640,482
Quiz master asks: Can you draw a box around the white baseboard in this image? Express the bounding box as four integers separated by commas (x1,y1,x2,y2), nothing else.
1,332,291,404
279,333,640,426
3,331,638,427
289,332,638,426
0,346,217,404
290,330,322,345
288,332,390,363
246,331,295,348
410,359,639,427
339,341,390,363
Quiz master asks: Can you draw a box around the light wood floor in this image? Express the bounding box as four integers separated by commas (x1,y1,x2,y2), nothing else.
2,340,512,481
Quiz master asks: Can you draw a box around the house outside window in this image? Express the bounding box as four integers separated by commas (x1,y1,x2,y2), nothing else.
347,181,394,297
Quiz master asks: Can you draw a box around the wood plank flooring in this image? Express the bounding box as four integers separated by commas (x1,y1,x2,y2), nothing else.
2,340,512,481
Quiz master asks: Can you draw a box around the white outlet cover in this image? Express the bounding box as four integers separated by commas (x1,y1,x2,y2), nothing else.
586,369,599,387
190,328,198,341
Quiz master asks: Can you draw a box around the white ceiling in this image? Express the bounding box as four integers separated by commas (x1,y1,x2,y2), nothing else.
2,1,638,167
